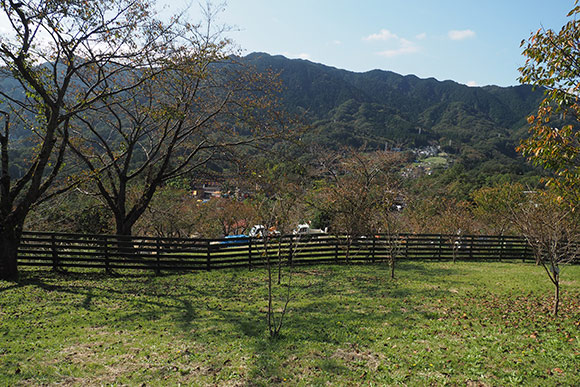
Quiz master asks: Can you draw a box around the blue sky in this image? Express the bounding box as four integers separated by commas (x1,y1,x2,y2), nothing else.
169,1,575,86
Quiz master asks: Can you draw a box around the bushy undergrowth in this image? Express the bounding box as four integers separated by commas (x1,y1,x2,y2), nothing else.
1,262,578,386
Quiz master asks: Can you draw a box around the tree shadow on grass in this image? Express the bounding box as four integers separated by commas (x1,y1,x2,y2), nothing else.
3,263,471,384
220,289,461,384
0,282,24,294
396,260,460,276
199,263,470,383
3,270,209,331
12,269,268,339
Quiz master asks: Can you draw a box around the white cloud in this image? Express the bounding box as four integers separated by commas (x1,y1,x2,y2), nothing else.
332,40,342,45
364,29,399,41
378,45,419,58
466,81,478,87
365,29,420,57
416,32,427,40
297,53,311,60
448,29,476,40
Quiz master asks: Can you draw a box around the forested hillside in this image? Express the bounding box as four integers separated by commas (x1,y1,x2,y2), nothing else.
242,52,546,197
243,52,542,150
1,51,546,198
3,52,544,162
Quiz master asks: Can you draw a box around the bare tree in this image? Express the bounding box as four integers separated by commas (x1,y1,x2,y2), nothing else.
472,183,525,236
243,160,309,338
403,197,477,262
212,197,257,237
134,186,201,238
55,1,289,240
311,149,404,262
510,191,579,316
0,0,179,280
381,210,404,279
438,200,477,263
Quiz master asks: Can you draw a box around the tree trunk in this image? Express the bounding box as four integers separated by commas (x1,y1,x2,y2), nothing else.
345,237,352,263
265,238,274,337
0,223,22,281
277,237,282,285
553,274,560,317
115,219,135,255
115,220,133,237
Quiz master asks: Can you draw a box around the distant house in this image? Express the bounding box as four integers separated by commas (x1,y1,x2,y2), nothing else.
192,182,222,200
191,182,251,201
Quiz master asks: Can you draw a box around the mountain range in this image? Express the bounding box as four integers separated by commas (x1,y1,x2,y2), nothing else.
2,52,546,190
242,52,544,170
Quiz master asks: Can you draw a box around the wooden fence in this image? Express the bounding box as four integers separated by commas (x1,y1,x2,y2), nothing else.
14,231,537,273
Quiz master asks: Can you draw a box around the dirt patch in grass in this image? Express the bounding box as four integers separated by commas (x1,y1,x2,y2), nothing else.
332,346,383,371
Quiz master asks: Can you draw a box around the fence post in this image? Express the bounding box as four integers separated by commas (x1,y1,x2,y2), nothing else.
102,235,110,274
206,240,211,271
248,238,252,270
372,236,376,263
51,234,59,272
335,235,339,264
438,235,442,260
288,236,293,266
498,235,504,262
405,235,409,259
156,237,161,276
469,236,474,260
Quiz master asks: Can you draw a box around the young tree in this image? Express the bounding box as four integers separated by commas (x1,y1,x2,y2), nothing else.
518,1,580,209
134,186,201,238
509,191,579,316
244,155,309,338
0,0,178,280
310,149,404,262
472,183,525,236
439,200,477,263
381,209,404,279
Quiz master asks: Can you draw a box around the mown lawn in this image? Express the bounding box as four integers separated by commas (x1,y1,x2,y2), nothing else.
1,261,579,386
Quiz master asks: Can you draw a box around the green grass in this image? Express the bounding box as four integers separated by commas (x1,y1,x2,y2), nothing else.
415,156,449,169
1,261,579,386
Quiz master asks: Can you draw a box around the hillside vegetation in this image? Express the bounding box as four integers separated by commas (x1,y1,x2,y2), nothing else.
244,53,542,150
241,53,547,195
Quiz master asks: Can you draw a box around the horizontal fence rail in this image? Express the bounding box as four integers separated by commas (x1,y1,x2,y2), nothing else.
10,231,551,274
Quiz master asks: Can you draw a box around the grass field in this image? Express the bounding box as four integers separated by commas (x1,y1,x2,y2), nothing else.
1,261,579,386
414,156,449,170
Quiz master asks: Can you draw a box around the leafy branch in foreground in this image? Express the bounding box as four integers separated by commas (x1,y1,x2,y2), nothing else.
518,0,580,209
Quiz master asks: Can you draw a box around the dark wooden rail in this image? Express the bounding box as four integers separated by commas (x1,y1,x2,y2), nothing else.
13,231,539,274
